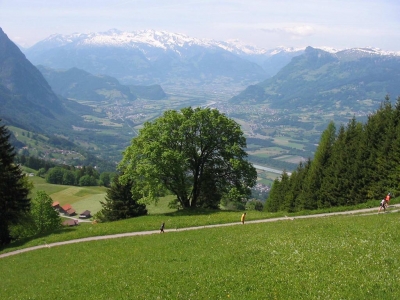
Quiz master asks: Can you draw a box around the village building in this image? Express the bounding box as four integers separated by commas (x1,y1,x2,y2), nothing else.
60,204,76,216
52,201,60,211
79,210,91,219
62,219,79,226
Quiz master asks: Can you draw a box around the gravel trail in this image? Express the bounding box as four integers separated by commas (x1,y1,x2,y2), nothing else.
1,204,398,259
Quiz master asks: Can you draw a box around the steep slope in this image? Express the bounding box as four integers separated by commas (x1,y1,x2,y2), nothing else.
128,84,166,100
230,46,400,109
38,66,167,101
0,27,80,133
24,29,267,87
37,66,138,102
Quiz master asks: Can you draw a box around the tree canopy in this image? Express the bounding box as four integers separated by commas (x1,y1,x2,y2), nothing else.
120,107,257,209
0,120,31,245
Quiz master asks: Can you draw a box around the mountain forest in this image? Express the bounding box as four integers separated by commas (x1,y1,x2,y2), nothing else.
266,96,400,212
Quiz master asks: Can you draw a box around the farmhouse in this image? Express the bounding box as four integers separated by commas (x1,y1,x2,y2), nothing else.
62,219,79,226
79,210,91,219
60,204,76,216
66,208,76,216
52,201,60,210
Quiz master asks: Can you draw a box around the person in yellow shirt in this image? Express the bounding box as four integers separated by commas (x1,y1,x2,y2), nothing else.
241,212,246,224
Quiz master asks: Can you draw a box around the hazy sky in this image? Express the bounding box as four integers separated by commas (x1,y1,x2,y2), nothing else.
1,0,399,51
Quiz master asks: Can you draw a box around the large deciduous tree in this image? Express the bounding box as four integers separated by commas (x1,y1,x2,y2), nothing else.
0,120,31,245
120,107,257,209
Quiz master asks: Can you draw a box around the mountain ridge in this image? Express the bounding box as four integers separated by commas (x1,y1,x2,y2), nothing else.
230,46,400,109
28,29,400,57
23,29,400,89
0,27,81,133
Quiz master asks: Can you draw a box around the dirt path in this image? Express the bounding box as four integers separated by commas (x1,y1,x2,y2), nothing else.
1,204,399,259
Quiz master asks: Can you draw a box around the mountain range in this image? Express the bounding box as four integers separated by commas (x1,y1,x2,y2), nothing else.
230,46,400,109
23,29,299,88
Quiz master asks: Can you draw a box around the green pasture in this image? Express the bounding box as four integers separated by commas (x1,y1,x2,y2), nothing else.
247,147,285,157
30,177,107,214
30,177,181,216
272,137,305,150
1,212,399,299
274,155,306,164
256,170,278,184
83,115,122,127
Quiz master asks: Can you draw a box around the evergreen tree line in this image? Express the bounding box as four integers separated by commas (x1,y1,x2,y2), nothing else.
43,165,115,187
265,96,400,212
15,154,57,171
1,120,61,245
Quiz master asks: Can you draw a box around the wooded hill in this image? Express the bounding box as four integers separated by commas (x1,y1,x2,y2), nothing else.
266,96,400,212
231,47,400,111
37,66,167,101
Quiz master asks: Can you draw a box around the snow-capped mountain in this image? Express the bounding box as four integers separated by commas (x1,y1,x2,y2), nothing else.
31,29,268,55
24,29,271,87
23,29,400,88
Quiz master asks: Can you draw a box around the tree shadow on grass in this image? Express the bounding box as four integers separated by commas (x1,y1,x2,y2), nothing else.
162,207,239,217
0,226,79,253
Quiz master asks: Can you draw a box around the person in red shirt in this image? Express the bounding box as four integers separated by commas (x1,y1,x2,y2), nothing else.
385,193,391,207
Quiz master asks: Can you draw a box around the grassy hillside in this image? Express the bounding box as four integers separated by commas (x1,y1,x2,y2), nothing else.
29,177,180,216
30,176,107,215
1,212,399,299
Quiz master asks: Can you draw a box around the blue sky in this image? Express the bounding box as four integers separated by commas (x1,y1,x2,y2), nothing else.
1,0,399,50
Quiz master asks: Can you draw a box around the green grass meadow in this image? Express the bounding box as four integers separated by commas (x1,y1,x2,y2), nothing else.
1,212,399,299
30,176,107,214
2,177,400,299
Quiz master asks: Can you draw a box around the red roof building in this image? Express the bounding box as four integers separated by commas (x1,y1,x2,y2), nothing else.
52,202,60,210
66,208,76,216
62,219,79,226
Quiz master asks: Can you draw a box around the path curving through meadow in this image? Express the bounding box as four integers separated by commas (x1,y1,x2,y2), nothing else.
1,204,399,259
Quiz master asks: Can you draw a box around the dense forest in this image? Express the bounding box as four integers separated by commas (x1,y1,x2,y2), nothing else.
265,96,400,212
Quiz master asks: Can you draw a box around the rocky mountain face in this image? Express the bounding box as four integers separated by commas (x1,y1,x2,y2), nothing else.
0,27,80,133
230,46,400,109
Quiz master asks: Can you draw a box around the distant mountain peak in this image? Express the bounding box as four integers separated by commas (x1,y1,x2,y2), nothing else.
29,29,400,58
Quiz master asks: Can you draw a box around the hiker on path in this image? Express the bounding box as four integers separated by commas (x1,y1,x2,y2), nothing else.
241,213,246,224
160,222,165,233
385,193,391,207
378,199,386,213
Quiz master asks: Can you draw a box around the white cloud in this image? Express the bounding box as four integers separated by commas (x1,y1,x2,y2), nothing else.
261,25,315,38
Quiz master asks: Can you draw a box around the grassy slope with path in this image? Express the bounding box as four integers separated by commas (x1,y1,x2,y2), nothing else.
0,209,399,299
2,177,399,298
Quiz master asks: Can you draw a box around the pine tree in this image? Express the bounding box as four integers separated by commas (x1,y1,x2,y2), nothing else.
293,159,311,211
363,97,394,199
388,97,400,193
0,120,31,245
264,178,281,212
100,174,147,221
300,122,336,210
341,117,364,205
320,125,347,207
